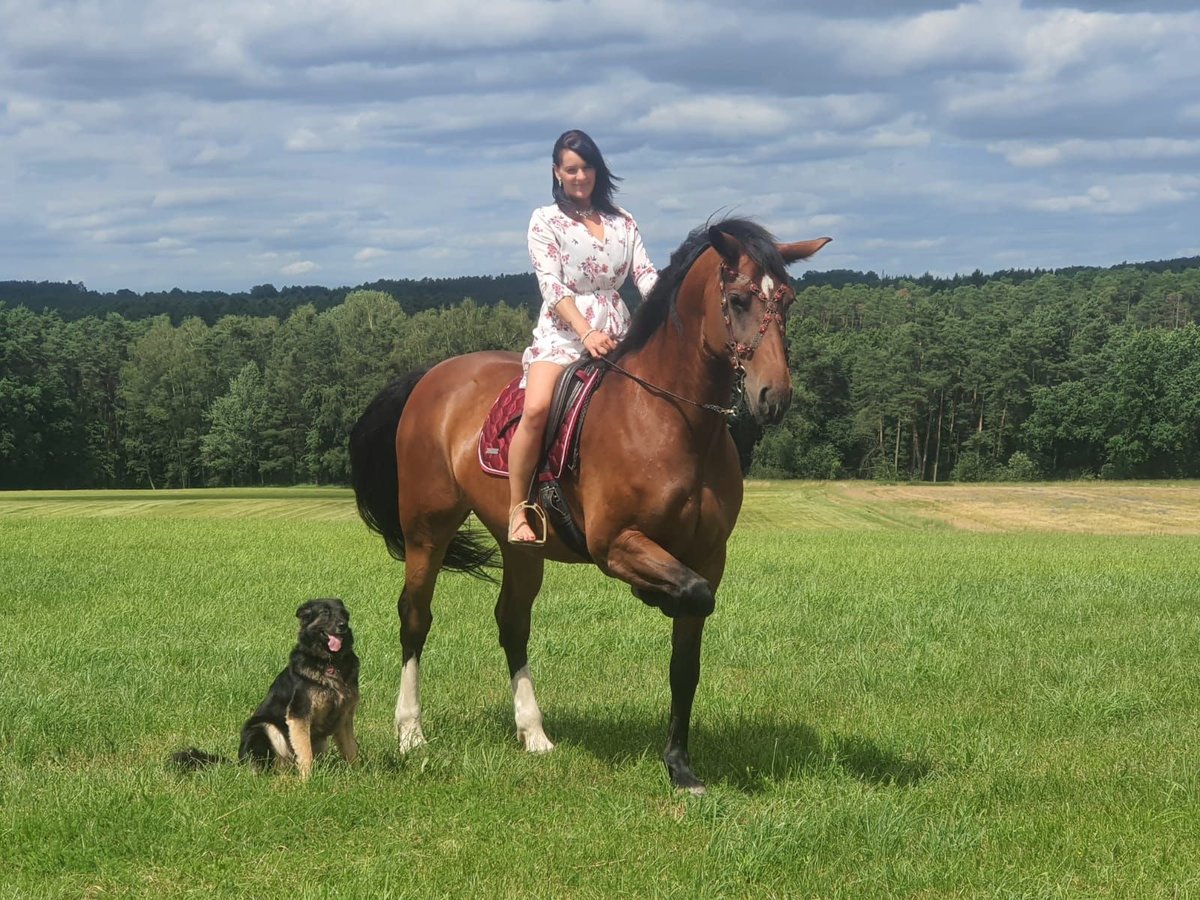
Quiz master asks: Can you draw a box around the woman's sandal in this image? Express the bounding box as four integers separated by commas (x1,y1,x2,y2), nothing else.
508,502,547,546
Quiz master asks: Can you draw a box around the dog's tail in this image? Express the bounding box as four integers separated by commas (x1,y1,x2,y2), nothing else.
170,748,229,771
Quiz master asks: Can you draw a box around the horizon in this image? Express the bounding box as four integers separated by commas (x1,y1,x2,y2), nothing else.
6,250,1198,301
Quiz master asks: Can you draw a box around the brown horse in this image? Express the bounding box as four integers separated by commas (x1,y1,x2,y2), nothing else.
350,218,830,793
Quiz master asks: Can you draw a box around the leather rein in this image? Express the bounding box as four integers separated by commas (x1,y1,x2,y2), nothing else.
600,260,792,418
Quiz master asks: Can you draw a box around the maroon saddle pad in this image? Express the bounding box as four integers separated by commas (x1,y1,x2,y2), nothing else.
478,364,604,481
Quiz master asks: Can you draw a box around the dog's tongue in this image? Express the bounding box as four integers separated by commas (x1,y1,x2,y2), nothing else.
327,634,343,653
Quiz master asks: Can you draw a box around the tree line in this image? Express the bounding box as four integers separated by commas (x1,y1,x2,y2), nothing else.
0,293,531,489
2,259,1199,490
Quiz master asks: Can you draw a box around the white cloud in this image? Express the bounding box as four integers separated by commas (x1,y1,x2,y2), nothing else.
191,143,251,166
280,260,319,276
1029,175,1198,215
865,120,932,149
991,137,1200,167
147,237,196,254
820,0,1026,78
152,188,239,209
861,237,946,250
635,97,793,138
2,0,1198,291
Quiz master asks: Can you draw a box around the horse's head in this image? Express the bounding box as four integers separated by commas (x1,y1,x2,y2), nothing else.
706,226,831,425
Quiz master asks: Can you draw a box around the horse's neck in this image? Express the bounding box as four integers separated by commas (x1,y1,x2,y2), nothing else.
620,302,734,419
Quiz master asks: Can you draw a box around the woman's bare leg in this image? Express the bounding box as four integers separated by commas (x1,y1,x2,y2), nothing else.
507,361,564,542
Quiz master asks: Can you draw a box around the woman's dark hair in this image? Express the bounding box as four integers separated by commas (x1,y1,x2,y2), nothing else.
551,129,622,215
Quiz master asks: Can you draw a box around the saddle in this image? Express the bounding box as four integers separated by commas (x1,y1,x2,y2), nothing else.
477,359,605,558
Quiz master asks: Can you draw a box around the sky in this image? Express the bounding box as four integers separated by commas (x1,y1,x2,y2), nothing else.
2,0,1198,294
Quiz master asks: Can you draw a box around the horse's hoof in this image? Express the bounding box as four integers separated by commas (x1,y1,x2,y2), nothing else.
395,722,427,753
666,753,706,795
671,772,707,796
519,729,556,753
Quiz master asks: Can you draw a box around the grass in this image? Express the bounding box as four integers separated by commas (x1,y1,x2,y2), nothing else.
3,484,1200,897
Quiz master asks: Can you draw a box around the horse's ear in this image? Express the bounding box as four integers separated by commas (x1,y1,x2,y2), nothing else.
779,237,832,264
708,226,744,266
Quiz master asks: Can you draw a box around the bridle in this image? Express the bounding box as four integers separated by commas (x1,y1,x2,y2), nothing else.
718,261,791,373
600,259,793,419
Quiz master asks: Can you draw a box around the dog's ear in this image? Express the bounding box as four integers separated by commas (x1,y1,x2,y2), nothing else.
296,601,319,623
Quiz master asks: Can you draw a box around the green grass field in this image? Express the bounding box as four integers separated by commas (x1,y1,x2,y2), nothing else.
4,484,1200,898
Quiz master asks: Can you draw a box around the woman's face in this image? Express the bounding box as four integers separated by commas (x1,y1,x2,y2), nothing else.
554,149,596,206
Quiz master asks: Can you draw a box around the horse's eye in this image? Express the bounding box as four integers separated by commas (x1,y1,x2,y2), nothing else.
728,292,750,311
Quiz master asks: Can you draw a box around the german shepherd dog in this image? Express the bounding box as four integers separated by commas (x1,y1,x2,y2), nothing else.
172,598,359,780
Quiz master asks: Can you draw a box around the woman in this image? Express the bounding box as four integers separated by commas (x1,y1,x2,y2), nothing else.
508,129,658,544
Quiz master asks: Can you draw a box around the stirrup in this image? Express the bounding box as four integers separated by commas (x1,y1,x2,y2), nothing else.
508,502,547,546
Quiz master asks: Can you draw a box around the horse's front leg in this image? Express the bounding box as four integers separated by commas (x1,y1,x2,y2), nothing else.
603,529,716,793
604,530,715,619
667,615,707,795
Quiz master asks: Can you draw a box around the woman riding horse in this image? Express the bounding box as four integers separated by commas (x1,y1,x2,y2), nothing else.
508,129,658,544
351,212,829,793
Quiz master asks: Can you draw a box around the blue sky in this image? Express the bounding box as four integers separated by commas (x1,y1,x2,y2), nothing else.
2,0,1198,293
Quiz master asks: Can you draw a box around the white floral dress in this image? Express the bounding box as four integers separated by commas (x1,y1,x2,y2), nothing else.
522,203,658,377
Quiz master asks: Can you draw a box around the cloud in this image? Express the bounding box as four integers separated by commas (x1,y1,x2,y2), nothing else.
353,247,389,263
1028,175,1199,214
152,188,240,209
280,260,319,276
1,0,1198,292
147,237,195,254
990,138,1200,167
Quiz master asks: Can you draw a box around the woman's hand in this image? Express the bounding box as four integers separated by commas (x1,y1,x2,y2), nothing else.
582,328,617,357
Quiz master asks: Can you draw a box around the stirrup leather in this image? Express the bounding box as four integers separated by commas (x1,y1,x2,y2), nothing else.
508,502,547,546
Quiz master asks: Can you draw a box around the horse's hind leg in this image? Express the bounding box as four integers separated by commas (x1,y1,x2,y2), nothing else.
495,550,554,752
394,538,449,752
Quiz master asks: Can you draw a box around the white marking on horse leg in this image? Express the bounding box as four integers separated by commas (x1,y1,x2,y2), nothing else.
394,656,427,752
512,664,554,753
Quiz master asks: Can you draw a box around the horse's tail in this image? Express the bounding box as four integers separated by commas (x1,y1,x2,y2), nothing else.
350,370,424,562
350,370,499,580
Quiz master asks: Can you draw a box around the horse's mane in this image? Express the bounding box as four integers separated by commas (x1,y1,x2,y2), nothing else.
619,217,785,353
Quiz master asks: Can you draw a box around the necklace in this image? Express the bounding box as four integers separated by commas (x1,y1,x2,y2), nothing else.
562,200,597,220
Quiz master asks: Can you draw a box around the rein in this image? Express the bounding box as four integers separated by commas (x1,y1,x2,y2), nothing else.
599,357,740,418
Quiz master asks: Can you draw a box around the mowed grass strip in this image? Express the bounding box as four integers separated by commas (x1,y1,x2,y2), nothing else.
3,484,1200,897
0,486,357,522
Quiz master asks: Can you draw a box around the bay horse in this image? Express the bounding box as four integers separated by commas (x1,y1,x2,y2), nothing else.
350,218,830,793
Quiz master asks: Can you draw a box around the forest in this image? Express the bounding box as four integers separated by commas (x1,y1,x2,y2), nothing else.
2,256,1199,489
